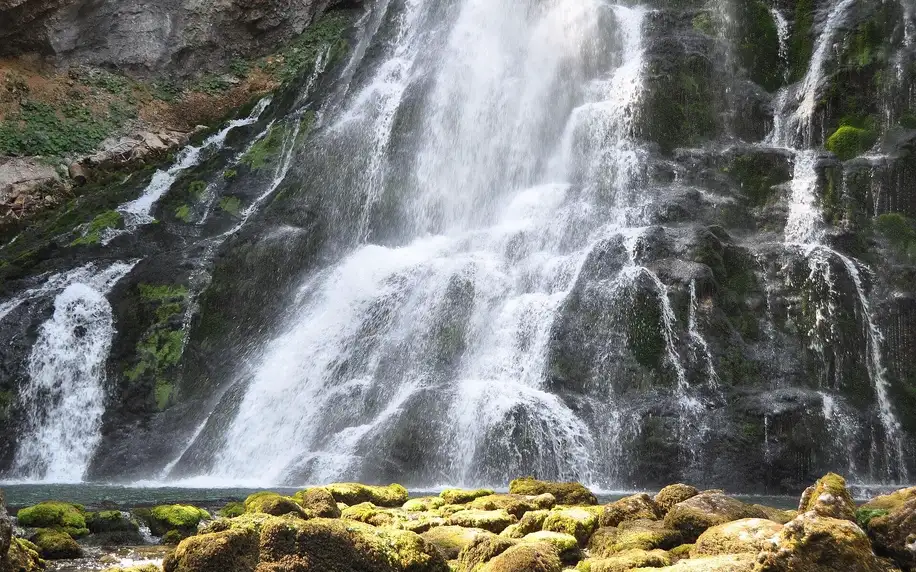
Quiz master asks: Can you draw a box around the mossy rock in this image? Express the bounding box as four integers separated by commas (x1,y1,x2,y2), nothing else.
632,552,756,570
441,489,495,505
30,528,83,559
447,510,517,534
16,501,87,533
600,494,662,527
507,509,550,537
541,508,598,546
163,527,259,572
521,531,580,563
405,497,448,512
691,518,782,557
219,502,245,518
663,492,766,542
667,543,693,562
86,510,140,534
341,502,401,527
859,486,916,511
508,478,597,506
575,549,670,572
293,486,341,518
456,531,517,570
752,504,796,524
756,512,885,572
469,495,555,519
4,537,44,571
103,566,161,572
587,520,683,557
654,485,699,514
422,525,488,560
147,504,210,538
325,483,409,508
863,497,916,569
243,492,307,518
401,515,446,534
797,473,856,521
478,542,562,572
258,517,449,572
825,125,877,161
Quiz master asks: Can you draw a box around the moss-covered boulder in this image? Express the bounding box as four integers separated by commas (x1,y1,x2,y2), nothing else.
456,531,517,570
3,537,43,571
243,491,308,518
600,494,662,527
478,542,562,572
576,549,670,572
469,494,555,518
797,473,856,522
508,478,597,505
30,528,82,559
146,504,210,539
859,486,916,511
219,502,245,518
16,501,88,537
293,487,342,517
587,520,683,556
162,527,259,572
632,553,756,571
541,508,598,546
325,483,409,508
663,492,766,542
441,489,496,505
86,510,140,534
691,518,782,556
755,512,885,572
668,543,693,562
863,497,916,569
751,505,796,524
404,497,447,512
503,509,550,538
447,510,517,534
258,517,448,572
422,526,489,560
521,531,580,562
654,485,699,514
825,125,877,161
341,502,401,527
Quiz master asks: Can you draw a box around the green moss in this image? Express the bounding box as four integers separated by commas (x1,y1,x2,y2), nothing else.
223,169,238,180
542,508,598,546
440,488,495,505
31,528,83,559
70,209,124,246
825,125,877,160
17,501,87,532
447,509,517,534
733,0,783,91
874,213,916,258
855,508,888,529
789,0,815,82
220,502,245,518
726,154,791,206
139,284,189,303
243,492,306,517
509,478,597,505
174,204,192,222
155,380,174,411
189,180,208,200
325,482,409,507
241,124,286,171
265,10,358,84
219,196,242,217
626,288,667,370
148,504,210,538
692,13,716,35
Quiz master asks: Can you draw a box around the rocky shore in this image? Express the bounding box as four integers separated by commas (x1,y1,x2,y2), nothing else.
0,475,914,571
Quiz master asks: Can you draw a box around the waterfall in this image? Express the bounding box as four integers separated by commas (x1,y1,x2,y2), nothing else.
10,261,137,482
174,0,654,488
688,280,719,388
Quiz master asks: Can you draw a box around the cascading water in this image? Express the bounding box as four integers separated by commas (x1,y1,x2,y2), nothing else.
10,261,137,482
171,0,669,488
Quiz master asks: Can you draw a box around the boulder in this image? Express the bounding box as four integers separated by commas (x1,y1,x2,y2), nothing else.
325,483,409,508
542,508,598,546
631,553,757,571
447,510,517,534
86,510,140,534
470,494,556,518
144,505,210,540
0,491,11,556
30,528,82,559
479,542,562,572
522,531,580,562
600,494,663,527
654,485,699,514
403,497,447,512
576,549,671,571
691,518,782,556
244,492,308,518
505,509,550,537
456,531,517,570
341,502,400,527
751,504,796,524
293,487,342,517
864,497,916,569
422,525,488,559
509,478,597,505
755,512,886,572
587,520,683,556
15,501,88,537
2,538,43,572
860,486,916,511
162,528,259,572
797,473,856,522
441,489,496,505
663,492,766,542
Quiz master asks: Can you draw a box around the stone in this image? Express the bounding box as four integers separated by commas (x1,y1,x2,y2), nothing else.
654,485,699,514
0,491,11,557
341,502,400,527
0,158,60,204
755,512,886,572
244,492,308,518
632,553,757,571
521,531,580,562
751,505,796,524
162,528,259,572
456,531,517,570
422,525,488,559
587,520,683,556
30,528,82,559
663,492,767,542
447,509,517,534
2,538,43,572
797,473,856,522
325,483,409,508
293,486,341,517
508,478,597,505
15,501,88,537
404,497,447,512
470,494,556,518
479,542,562,572
600,494,663,527
440,489,495,505
542,508,599,546
691,518,782,556
864,497,916,570
576,549,671,572
145,505,210,539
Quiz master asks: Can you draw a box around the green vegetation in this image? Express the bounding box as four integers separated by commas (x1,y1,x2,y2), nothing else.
734,0,782,91
220,502,246,518
626,288,666,370
874,212,916,258
70,209,123,246
147,504,210,539
16,501,89,537
223,168,238,180
31,528,83,559
855,508,889,529
73,67,132,95
139,283,189,303
724,154,791,206
174,204,192,222
241,123,286,170
189,180,208,199
692,13,716,35
266,10,356,83
789,0,815,81
193,74,234,95
0,99,132,157
219,196,242,217
825,124,877,160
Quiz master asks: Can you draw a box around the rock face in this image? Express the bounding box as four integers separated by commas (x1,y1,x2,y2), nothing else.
863,497,916,569
0,0,359,76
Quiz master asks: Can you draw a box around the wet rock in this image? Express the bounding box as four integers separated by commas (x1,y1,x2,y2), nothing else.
797,473,857,522
663,492,766,542
588,520,683,556
0,491,11,557
690,518,782,556
751,505,796,524
756,512,886,572
292,486,341,518
243,492,308,518
422,525,488,560
15,501,88,537
341,502,401,527
440,489,495,505
141,504,210,541
863,497,916,570
634,553,757,571
508,478,597,505
521,531,580,562
2,538,43,572
541,507,598,546
469,494,556,518
30,528,82,559
600,493,663,527
478,542,562,572
654,485,699,514
447,510,517,534
86,510,140,534
162,527,259,572
325,483,409,508
456,531,517,570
